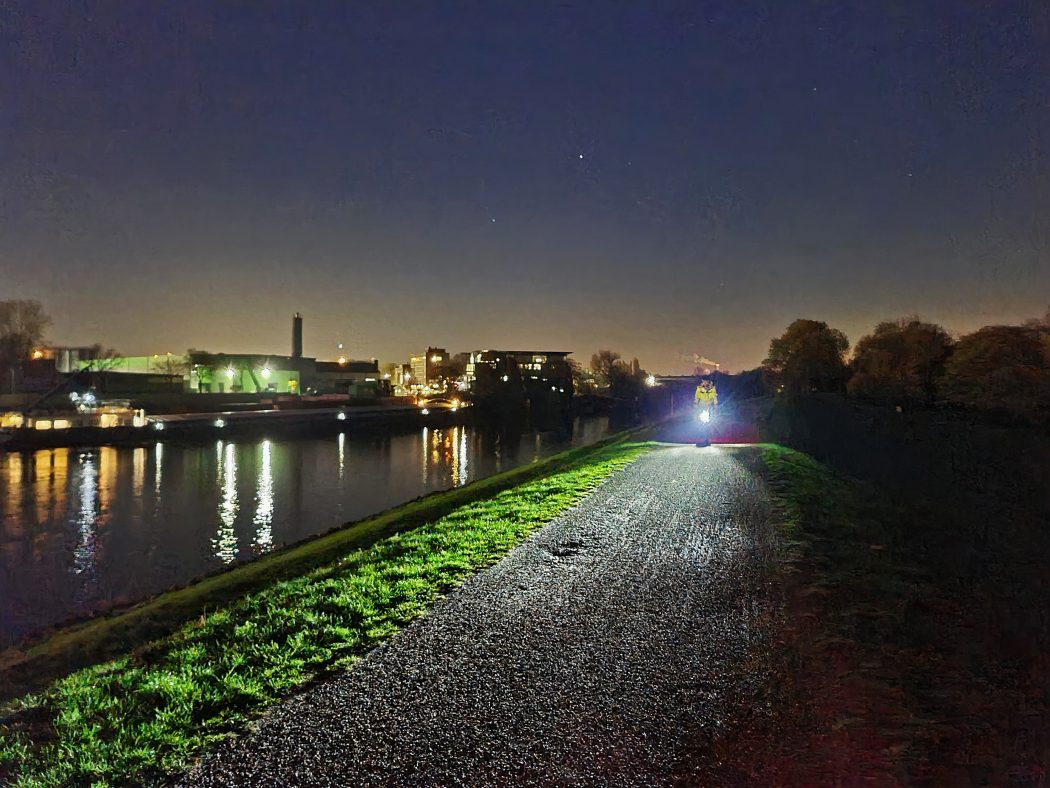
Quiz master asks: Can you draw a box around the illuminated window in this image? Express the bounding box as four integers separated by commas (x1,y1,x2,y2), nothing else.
99,414,119,428
35,420,52,430
1,412,24,428
52,419,71,429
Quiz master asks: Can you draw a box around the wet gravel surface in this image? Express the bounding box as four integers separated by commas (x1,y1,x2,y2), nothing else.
182,445,776,787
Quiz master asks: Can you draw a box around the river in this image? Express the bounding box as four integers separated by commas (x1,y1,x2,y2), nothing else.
0,417,612,649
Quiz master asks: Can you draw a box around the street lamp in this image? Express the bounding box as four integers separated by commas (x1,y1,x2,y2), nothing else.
646,374,657,387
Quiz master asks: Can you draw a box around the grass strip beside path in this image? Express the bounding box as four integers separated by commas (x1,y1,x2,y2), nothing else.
746,445,1050,785
1,441,651,786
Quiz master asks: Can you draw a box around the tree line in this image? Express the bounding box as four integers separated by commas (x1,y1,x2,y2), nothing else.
760,311,1050,423
572,350,648,399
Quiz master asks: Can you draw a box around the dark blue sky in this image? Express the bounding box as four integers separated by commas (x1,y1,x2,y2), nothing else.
3,1,1047,371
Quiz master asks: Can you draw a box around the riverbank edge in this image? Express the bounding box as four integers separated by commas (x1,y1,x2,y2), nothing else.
0,425,650,703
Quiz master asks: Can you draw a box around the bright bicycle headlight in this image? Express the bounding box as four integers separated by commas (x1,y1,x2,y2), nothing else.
698,408,711,424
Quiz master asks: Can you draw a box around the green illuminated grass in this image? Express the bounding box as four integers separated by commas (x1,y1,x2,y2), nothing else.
0,441,651,787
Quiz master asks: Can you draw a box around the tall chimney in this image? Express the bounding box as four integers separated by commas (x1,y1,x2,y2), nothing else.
292,312,303,358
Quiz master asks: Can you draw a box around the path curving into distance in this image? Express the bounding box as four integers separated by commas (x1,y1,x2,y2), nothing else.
182,445,778,786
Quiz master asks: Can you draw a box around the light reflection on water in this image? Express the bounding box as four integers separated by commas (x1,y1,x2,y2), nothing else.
153,442,163,496
0,417,610,647
254,440,274,549
73,452,98,576
215,442,239,564
132,447,145,499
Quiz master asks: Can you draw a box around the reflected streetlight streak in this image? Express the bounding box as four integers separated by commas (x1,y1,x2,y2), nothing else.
459,427,469,486
449,426,470,487
98,447,117,513
214,442,238,564
449,427,460,487
421,426,429,484
337,432,346,480
33,450,58,523
4,453,23,513
3,454,24,531
153,442,163,496
132,447,146,499
73,452,98,576
254,440,274,549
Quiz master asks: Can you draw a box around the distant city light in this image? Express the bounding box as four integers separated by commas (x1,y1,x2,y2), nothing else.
502,375,509,382
31,349,44,360
225,367,235,378
152,422,165,431
261,367,272,378
338,356,347,365
336,412,347,421
421,408,429,415
214,418,226,428
646,374,657,387
430,355,441,363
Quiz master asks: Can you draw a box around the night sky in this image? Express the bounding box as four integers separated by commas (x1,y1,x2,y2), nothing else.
3,1,1048,372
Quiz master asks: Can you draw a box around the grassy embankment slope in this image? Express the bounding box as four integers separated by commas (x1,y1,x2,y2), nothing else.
0,438,652,786
727,445,1049,785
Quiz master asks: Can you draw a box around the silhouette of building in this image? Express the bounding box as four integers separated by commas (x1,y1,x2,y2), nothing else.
409,347,449,386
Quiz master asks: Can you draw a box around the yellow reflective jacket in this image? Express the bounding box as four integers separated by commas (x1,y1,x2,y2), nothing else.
695,384,718,406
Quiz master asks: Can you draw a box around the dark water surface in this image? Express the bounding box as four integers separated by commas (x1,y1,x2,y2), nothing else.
0,417,610,648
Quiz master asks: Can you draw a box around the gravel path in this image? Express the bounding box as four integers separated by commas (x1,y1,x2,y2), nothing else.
182,445,777,786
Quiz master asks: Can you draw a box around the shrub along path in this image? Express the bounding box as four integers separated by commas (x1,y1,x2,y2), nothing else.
182,445,780,785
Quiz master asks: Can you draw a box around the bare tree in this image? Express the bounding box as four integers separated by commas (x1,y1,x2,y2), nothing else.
569,358,596,394
154,353,189,377
0,300,51,392
82,344,124,372
589,350,623,389
0,299,50,365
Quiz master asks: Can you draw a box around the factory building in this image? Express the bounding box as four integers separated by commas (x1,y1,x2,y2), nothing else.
63,314,383,398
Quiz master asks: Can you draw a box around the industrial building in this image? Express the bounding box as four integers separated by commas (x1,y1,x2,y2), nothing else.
57,313,384,398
